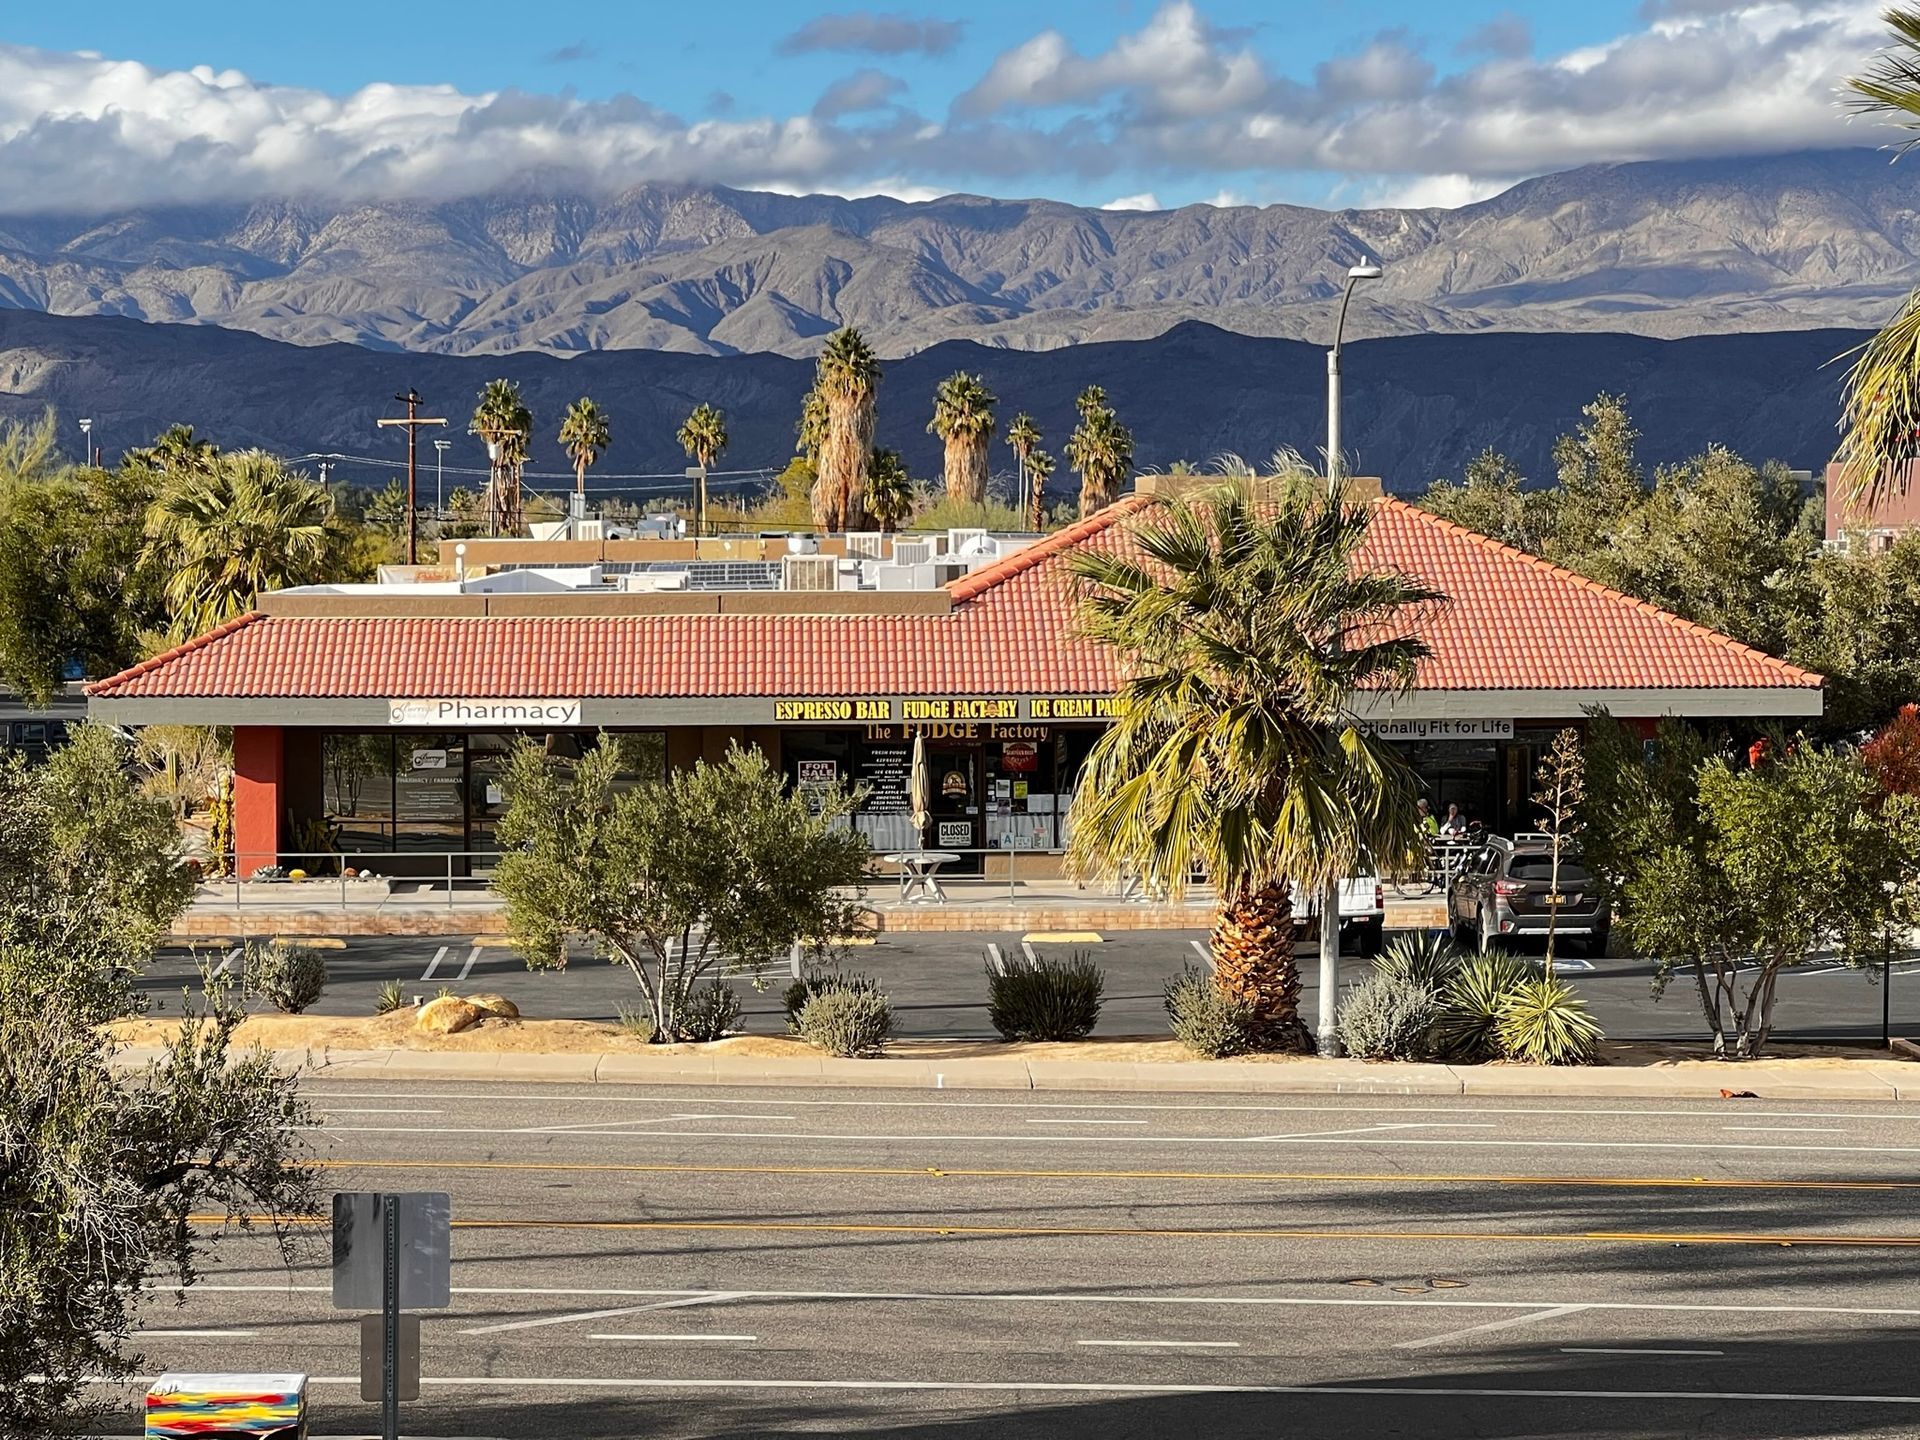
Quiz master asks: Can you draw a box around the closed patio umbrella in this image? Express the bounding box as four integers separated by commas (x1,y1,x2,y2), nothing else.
909,729,931,850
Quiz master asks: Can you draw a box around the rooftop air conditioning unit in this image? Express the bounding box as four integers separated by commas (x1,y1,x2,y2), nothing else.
575,519,603,541
787,535,821,555
947,527,991,557
929,560,970,587
891,538,934,566
845,530,885,559
781,554,841,592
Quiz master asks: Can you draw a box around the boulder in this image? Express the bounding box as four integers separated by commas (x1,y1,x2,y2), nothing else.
467,993,520,1020
415,996,484,1035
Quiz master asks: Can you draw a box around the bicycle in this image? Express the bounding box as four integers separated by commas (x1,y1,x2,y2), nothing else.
1389,841,1476,898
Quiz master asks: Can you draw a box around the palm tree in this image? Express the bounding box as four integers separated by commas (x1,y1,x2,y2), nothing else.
1838,9,1920,503
558,397,612,500
132,423,219,477
811,327,881,531
677,402,728,535
143,451,336,640
929,372,997,504
469,379,533,536
1066,471,1438,1050
1025,447,1056,531
796,386,829,463
866,447,914,533
1007,411,1040,515
1065,385,1134,517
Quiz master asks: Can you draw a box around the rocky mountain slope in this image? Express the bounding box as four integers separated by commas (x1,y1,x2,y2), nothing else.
0,310,1855,491
0,150,1910,358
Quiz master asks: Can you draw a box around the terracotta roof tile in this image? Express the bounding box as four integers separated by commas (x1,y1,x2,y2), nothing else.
87,495,1820,702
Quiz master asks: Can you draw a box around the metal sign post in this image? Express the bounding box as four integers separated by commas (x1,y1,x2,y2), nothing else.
333,1192,450,1440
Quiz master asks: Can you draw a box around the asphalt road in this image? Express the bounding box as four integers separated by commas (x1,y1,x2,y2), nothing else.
137,931,1920,1045
107,1081,1920,1439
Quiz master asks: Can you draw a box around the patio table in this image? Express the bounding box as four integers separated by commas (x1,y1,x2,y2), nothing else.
883,851,962,904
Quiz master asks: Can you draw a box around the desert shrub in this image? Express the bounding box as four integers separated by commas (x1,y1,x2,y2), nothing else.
782,970,880,1033
1432,950,1535,1062
987,950,1104,1041
374,978,406,1015
676,979,741,1042
1374,931,1466,991
1335,973,1444,1060
1496,976,1604,1065
245,939,326,1014
1163,965,1260,1058
617,1005,658,1043
797,986,894,1057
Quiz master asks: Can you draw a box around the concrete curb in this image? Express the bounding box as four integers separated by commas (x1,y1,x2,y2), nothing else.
109,1045,1920,1100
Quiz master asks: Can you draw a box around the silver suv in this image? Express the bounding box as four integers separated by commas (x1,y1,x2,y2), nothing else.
1449,836,1611,956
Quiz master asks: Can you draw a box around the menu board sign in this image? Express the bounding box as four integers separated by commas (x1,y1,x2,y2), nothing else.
855,744,912,814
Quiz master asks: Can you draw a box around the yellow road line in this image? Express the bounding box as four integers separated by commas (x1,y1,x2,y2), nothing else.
190,1214,1920,1247
1022,931,1103,944
278,936,346,949
309,1158,1916,1193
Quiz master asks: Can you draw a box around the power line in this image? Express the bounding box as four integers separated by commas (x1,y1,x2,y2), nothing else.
293,449,777,485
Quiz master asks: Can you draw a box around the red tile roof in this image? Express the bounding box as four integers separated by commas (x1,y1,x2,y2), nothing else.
88,495,1819,702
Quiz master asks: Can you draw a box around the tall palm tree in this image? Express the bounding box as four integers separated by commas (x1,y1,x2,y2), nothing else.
143,451,336,640
469,379,533,536
558,397,612,500
811,327,881,531
1007,411,1040,516
132,423,219,478
1065,385,1134,517
677,402,728,534
866,447,914,533
929,372,997,504
1066,472,1438,1050
1838,9,1920,503
1025,447,1056,531
796,386,829,463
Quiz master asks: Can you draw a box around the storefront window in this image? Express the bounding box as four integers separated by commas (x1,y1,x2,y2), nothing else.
395,733,467,852
986,732,1054,853
325,733,395,852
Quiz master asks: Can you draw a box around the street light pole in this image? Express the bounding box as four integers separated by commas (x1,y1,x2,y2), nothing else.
1317,258,1383,1059
78,417,93,467
433,439,449,520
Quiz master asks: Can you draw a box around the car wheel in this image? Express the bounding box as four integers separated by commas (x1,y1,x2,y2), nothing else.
1585,926,1611,959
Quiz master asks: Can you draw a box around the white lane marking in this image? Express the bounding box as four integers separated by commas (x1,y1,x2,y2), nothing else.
1243,1123,1498,1142
318,1109,444,1116
170,1284,1920,1321
420,946,449,982
1026,1119,1149,1126
1563,1348,1723,1357
459,1291,747,1335
1398,1304,1587,1351
455,946,481,982
1077,1339,1239,1348
137,1329,259,1338
294,1092,1920,1122
147,1375,1920,1405
1724,1127,1845,1134
524,1113,797,1134
312,1125,1920,1157
590,1333,758,1342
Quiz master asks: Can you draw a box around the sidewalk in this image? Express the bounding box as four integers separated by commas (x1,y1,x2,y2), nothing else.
174,878,1448,937
112,1043,1920,1101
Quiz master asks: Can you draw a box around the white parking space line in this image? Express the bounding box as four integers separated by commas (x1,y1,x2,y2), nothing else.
455,945,481,981
420,946,449,981
1397,1304,1588,1351
138,1329,259,1338
1026,1119,1149,1126
317,1109,444,1116
1562,1348,1722,1357
208,946,242,980
222,1375,1920,1405
1077,1339,1239,1348
1724,1127,1846,1134
589,1333,758,1342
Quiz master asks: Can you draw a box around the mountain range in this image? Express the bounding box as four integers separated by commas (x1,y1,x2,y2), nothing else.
0,149,1912,359
0,310,1858,492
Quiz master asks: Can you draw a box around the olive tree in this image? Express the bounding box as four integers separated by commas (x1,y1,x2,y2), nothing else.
494,740,872,1041
1586,716,1920,1056
0,726,320,1439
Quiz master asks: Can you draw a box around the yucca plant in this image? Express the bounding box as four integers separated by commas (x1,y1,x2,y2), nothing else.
1373,930,1465,990
1433,949,1535,1062
1496,975,1604,1066
374,978,406,1015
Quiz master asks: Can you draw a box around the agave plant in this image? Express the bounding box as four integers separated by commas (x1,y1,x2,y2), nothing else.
1372,930,1466,991
1495,975,1604,1066
1432,949,1535,1062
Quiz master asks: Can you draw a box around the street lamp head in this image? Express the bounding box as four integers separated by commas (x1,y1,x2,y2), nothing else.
1348,260,1383,282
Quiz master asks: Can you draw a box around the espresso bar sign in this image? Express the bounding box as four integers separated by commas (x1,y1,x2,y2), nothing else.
388,699,583,727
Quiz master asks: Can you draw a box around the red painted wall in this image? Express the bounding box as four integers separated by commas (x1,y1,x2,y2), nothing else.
232,726,285,874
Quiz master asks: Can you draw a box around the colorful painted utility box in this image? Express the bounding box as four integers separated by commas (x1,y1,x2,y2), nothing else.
144,1372,308,1439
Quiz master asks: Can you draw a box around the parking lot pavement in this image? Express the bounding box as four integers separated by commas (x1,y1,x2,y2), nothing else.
136,932,1920,1045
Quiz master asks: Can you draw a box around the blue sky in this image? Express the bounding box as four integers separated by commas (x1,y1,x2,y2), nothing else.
0,1,1881,213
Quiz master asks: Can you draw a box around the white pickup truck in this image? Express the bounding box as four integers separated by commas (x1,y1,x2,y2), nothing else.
1288,874,1386,957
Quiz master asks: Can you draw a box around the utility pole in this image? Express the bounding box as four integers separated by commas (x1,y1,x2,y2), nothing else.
376,389,446,565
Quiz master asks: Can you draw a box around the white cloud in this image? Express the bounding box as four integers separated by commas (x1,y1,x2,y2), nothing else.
1358,174,1508,210
1101,192,1162,210
1205,188,1248,208
0,1,1889,215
